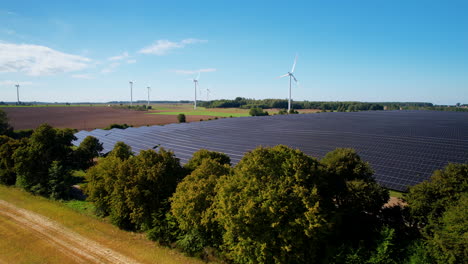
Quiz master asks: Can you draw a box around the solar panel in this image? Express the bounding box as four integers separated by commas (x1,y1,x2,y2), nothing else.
73,110,468,191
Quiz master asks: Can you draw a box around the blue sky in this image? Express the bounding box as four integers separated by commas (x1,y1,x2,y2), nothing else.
1,1,467,104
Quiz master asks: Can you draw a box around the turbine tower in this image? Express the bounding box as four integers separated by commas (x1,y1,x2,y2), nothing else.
129,81,133,107
15,84,20,104
206,88,211,101
278,55,299,113
147,86,151,108
192,72,200,110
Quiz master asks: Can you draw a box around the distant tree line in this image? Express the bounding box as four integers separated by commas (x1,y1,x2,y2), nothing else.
0,108,466,263
198,98,434,111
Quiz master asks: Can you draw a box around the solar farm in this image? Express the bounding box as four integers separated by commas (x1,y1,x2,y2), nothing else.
73,110,468,191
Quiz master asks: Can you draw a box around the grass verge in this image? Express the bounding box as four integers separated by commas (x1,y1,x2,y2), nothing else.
0,185,207,264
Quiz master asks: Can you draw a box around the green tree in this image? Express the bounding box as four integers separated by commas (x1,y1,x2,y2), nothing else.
85,155,124,216
184,149,231,171
108,141,134,160
178,113,186,123
0,109,13,136
13,124,76,197
427,193,468,264
213,145,327,264
48,161,72,200
405,163,468,231
0,136,22,185
249,107,268,116
116,148,184,230
171,158,231,253
405,163,468,264
74,136,103,170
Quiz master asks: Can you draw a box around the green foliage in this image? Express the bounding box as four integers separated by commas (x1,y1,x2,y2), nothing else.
405,163,468,231
48,161,72,200
74,136,103,170
13,124,76,197
84,155,124,216
103,123,133,130
426,193,468,264
171,159,231,250
86,145,183,231
278,109,288,115
184,149,231,171
214,145,327,264
368,227,398,264
0,136,22,185
178,113,186,123
405,163,468,263
108,141,134,160
0,109,13,136
249,107,269,116
288,109,299,114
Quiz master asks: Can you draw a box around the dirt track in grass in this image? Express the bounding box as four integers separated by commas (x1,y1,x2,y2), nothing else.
0,200,141,264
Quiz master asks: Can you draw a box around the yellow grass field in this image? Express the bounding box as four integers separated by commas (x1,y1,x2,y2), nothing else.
0,185,209,264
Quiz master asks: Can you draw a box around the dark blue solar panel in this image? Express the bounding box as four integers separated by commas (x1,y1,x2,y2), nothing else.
73,110,468,191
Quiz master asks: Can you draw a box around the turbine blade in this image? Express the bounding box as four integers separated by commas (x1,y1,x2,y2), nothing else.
291,74,298,82
277,73,289,78
291,54,298,73
196,72,201,81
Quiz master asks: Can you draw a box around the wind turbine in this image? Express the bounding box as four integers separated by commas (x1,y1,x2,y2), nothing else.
278,54,298,113
129,81,133,106
15,84,20,104
206,88,211,101
147,86,151,108
192,72,200,110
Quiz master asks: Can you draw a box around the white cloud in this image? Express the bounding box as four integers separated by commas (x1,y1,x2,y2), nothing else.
108,52,129,61
126,59,136,64
0,80,33,86
139,38,207,55
71,74,93,79
0,42,91,76
173,68,217,75
100,62,121,74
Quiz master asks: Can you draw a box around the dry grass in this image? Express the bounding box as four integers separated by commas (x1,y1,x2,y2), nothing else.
0,185,209,264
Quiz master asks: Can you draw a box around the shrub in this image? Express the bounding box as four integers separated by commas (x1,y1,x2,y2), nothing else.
178,113,186,123
249,107,268,116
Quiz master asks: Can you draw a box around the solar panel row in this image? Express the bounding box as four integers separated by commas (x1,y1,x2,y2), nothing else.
73,110,468,191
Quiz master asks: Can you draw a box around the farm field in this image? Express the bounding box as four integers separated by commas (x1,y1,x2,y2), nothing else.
0,185,207,264
2,104,245,130
2,104,320,130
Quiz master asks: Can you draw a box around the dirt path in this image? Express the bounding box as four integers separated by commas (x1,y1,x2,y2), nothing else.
0,200,141,264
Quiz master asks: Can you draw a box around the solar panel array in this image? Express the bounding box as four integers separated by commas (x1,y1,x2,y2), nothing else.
73,110,468,191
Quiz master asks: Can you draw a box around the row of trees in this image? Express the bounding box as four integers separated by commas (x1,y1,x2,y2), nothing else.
0,110,103,199
83,138,467,263
198,98,437,111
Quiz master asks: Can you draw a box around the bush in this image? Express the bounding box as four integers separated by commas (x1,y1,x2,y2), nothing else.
104,123,132,130
249,107,269,116
289,109,299,114
178,113,186,123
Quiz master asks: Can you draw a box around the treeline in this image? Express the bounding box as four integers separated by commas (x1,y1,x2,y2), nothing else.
83,142,467,264
0,108,466,263
198,98,438,111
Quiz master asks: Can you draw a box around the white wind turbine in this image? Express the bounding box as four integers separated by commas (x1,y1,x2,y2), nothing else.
147,86,151,108
278,55,299,112
191,72,200,110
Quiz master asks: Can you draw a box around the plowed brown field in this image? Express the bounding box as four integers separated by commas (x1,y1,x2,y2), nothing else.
3,106,213,131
